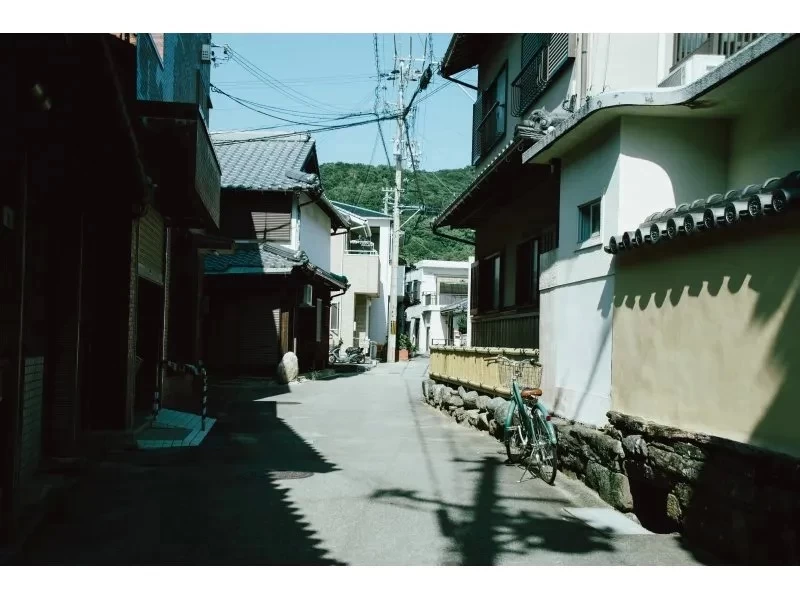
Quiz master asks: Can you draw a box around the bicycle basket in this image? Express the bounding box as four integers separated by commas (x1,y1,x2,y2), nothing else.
496,358,543,391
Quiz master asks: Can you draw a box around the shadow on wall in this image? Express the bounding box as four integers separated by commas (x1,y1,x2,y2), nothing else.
612,211,800,563
549,264,615,424
371,456,615,565
15,393,344,565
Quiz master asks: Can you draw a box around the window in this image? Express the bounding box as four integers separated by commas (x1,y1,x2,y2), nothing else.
492,255,503,310
330,303,339,333
470,261,480,315
578,199,602,243
250,210,292,243
512,34,572,117
478,254,503,312
472,65,507,165
437,277,468,307
316,299,323,342
515,238,540,307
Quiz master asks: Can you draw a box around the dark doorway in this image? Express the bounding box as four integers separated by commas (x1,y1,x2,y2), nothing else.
135,278,163,415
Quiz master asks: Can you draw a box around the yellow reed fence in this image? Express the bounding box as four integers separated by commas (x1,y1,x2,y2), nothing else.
429,346,542,398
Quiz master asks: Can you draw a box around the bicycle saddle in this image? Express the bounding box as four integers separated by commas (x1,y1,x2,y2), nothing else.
520,387,542,398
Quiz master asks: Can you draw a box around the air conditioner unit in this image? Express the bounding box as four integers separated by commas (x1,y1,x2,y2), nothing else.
658,54,726,88
201,44,212,63
300,284,313,307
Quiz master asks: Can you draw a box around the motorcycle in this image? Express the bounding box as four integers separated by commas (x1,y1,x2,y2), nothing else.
329,339,366,365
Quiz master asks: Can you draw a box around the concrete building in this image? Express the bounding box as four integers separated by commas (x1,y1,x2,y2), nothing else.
329,202,393,358
431,33,800,562
404,260,470,353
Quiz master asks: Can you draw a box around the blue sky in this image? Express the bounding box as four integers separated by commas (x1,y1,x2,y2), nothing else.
209,34,477,171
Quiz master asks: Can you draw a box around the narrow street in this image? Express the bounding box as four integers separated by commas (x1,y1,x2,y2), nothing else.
13,359,707,565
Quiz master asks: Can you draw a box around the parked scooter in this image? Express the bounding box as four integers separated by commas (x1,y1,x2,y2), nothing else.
329,339,366,364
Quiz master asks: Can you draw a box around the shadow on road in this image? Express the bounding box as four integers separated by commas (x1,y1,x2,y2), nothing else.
13,381,345,565
372,456,616,565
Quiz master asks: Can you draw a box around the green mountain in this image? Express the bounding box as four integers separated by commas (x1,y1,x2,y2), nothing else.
319,162,476,264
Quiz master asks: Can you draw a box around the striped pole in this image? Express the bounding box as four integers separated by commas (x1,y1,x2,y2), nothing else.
200,361,208,431
153,360,163,421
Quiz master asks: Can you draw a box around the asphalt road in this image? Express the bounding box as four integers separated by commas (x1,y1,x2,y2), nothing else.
14,358,707,565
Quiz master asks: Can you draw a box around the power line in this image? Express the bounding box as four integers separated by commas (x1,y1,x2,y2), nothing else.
211,113,401,146
225,46,353,114
353,130,382,207
211,85,376,128
373,33,393,168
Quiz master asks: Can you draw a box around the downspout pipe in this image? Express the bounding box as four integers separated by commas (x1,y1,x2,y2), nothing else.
431,223,476,246
440,72,479,91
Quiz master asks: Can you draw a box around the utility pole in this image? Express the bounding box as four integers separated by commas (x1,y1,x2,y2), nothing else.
386,49,407,364
386,38,428,363
382,187,392,215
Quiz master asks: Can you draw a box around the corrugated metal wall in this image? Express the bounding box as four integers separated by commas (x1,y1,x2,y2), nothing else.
138,207,165,284
19,356,44,482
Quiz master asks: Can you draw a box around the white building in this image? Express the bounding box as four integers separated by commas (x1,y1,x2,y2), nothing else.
404,260,470,353
329,202,393,357
434,33,784,426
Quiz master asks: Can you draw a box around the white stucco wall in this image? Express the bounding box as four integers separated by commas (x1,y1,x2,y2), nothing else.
299,197,331,271
539,123,621,426
586,34,662,96
619,116,730,230
369,220,392,344
728,89,800,189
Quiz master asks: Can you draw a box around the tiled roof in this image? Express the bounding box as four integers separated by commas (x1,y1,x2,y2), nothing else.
210,131,317,191
441,298,468,314
605,170,800,255
204,242,301,274
204,242,348,290
331,201,390,219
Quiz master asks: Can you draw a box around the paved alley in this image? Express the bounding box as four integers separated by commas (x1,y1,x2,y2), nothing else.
13,359,709,565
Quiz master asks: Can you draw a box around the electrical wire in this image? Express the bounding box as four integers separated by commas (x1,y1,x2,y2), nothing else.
373,33,393,168
225,46,353,114
211,85,377,128
353,130,381,207
212,112,401,146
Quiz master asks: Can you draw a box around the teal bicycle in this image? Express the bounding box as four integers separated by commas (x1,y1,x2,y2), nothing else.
485,354,559,485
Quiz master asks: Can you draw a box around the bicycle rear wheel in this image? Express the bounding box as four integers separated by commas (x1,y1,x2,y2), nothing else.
532,408,558,485
504,403,531,463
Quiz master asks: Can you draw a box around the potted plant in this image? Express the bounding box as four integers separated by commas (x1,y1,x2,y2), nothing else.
398,334,411,361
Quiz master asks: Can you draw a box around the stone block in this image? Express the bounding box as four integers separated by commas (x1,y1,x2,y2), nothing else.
648,445,703,483
622,434,648,460
276,352,299,383
585,461,634,512
476,395,491,412
666,493,683,523
466,409,479,427
477,413,490,431
572,425,625,469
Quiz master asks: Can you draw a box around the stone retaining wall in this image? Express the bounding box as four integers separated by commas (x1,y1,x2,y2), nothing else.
421,378,800,565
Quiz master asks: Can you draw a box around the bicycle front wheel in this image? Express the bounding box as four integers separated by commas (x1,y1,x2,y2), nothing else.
532,408,558,485
504,403,531,463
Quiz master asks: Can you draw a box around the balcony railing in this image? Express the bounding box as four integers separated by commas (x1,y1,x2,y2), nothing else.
422,293,468,307
512,47,547,117
512,33,572,118
472,99,504,166
673,33,763,68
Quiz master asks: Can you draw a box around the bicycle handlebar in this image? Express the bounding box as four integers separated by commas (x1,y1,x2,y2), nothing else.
483,354,537,366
